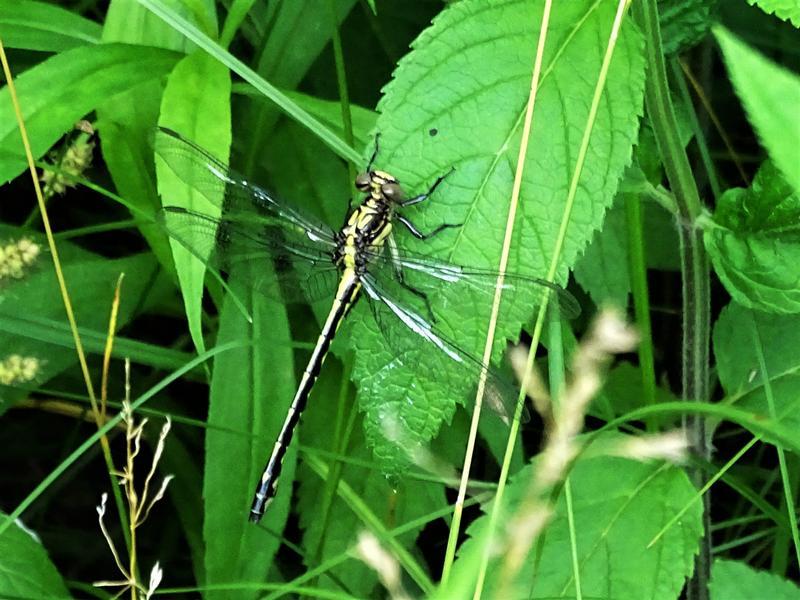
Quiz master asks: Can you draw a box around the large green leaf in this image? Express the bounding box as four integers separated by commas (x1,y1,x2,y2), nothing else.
711,559,800,599
0,0,101,52
456,456,702,600
0,513,70,599
715,26,800,198
704,161,800,313
156,51,232,354
350,0,645,476
98,0,193,288
456,452,702,598
573,196,631,308
0,43,179,184
746,0,800,27
202,264,296,600
713,302,800,433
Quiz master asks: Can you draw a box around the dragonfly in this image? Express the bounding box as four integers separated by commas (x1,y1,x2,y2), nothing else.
153,127,579,523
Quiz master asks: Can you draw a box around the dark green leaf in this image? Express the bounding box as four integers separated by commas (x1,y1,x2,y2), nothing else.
0,513,70,599
0,225,159,414
705,161,800,313
659,0,719,55
0,0,101,52
296,363,445,597
202,266,296,599
713,302,800,431
0,44,179,184
98,0,191,282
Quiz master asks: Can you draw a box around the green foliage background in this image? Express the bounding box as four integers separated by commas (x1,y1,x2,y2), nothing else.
0,0,799,598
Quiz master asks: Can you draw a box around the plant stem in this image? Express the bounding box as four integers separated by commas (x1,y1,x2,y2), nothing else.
624,192,657,430
632,2,712,598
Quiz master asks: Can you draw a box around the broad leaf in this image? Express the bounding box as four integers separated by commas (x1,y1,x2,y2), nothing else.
574,197,631,308
98,0,192,288
704,161,800,313
711,559,800,599
0,44,179,184
715,26,800,197
0,0,100,52
457,452,703,598
202,265,296,599
0,514,70,599
350,0,645,476
157,51,232,354
713,302,800,433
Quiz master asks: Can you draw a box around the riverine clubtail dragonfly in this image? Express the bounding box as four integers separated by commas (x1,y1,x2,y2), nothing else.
154,127,579,523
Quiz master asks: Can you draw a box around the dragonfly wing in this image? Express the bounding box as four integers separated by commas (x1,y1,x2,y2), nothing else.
154,126,336,243
159,206,340,304
366,245,580,320
360,273,530,425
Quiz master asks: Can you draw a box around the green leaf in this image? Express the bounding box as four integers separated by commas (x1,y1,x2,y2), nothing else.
351,0,646,476
659,0,719,55
0,514,70,599
98,0,191,280
0,43,179,184
137,0,359,164
0,0,101,51
713,302,800,431
235,86,377,158
574,198,631,308
457,453,703,598
746,0,800,27
202,267,296,599
157,51,232,354
249,1,356,88
296,365,445,597
598,361,680,417
236,0,358,174
711,559,800,599
715,26,800,197
0,225,159,414
704,161,800,313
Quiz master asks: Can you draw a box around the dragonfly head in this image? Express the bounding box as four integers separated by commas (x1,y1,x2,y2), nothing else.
355,170,404,203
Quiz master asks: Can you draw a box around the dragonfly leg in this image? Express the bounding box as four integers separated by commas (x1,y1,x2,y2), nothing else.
397,215,461,241
387,233,436,322
398,277,436,323
400,167,455,207
367,134,381,172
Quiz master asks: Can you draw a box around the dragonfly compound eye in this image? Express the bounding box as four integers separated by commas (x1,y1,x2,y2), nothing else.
355,173,371,191
381,182,403,201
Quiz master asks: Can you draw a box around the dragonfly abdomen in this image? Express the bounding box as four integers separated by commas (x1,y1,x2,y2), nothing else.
249,271,362,522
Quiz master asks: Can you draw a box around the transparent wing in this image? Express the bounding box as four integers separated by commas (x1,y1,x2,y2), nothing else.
361,273,530,425
158,206,340,304
153,127,342,304
155,126,337,244
364,244,581,320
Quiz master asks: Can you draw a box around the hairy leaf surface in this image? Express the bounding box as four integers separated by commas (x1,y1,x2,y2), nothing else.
350,0,645,475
